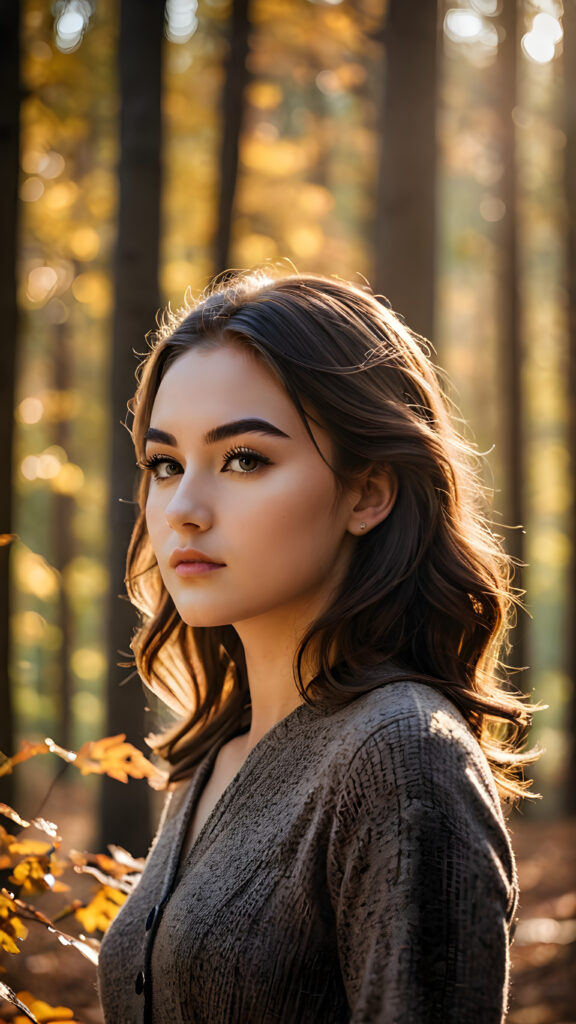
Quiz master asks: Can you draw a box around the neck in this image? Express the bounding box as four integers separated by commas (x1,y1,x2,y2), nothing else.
234,610,314,749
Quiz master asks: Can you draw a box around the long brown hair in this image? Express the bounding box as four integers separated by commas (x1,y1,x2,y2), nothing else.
126,269,536,799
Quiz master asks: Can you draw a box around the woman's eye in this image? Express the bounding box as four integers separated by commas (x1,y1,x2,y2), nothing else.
221,447,270,474
142,455,182,480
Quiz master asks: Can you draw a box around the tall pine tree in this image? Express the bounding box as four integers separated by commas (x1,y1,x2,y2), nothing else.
564,0,576,813
0,0,20,802
374,0,439,339
100,0,164,854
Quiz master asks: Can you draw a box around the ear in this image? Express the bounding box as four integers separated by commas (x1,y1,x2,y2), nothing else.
347,466,397,537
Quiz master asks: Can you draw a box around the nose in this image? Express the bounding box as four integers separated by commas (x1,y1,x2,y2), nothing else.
163,472,213,533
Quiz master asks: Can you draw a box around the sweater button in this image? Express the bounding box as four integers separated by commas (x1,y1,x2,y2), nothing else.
135,970,145,995
145,905,157,931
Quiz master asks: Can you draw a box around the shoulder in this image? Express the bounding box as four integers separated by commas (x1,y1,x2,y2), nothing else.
323,678,479,768
325,680,516,890
319,680,504,824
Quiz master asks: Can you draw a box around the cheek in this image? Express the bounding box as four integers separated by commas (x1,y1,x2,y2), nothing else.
241,471,345,561
144,495,166,552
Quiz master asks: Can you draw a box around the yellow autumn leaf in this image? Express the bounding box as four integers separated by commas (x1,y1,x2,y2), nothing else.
0,895,28,954
0,825,16,854
10,855,68,895
75,734,158,783
10,839,53,857
12,990,82,1023
74,885,126,934
0,740,50,777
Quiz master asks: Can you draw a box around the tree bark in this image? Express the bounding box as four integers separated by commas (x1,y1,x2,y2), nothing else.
213,0,251,275
0,0,20,803
373,0,439,339
496,0,526,674
100,0,164,855
53,323,74,750
564,0,576,812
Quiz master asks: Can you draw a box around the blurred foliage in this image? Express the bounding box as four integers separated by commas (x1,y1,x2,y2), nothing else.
438,3,571,807
0,737,153,1022
4,0,575,1019
10,0,574,817
15,0,117,759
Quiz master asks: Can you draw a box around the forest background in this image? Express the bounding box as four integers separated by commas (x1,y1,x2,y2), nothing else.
0,0,575,1021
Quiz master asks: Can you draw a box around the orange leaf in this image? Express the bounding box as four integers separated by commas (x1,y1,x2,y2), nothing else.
0,741,51,777
70,846,144,895
0,825,16,854
1,890,99,966
75,734,159,783
10,840,53,857
12,990,82,1023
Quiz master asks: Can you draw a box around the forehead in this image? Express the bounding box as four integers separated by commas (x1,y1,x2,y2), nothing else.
149,343,296,429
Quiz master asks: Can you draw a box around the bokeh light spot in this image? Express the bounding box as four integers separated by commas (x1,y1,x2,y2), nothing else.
533,12,563,45
522,31,555,64
38,151,66,180
17,398,45,425
21,456,40,481
26,266,58,303
15,549,60,600
63,557,109,600
52,463,85,495
479,195,506,222
444,9,484,43
69,226,100,261
20,178,45,202
71,647,107,680
165,0,198,43
13,610,48,643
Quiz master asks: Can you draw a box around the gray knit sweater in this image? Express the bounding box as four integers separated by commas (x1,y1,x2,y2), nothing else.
97,681,517,1023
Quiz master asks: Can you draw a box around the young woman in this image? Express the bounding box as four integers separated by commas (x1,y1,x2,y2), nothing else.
97,270,533,1023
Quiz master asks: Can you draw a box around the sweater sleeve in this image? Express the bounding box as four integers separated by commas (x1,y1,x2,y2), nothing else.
326,700,518,1024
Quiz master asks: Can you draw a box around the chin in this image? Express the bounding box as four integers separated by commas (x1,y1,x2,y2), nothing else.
175,608,232,629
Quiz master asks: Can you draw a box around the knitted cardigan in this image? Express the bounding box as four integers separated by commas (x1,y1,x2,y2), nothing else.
97,680,518,1023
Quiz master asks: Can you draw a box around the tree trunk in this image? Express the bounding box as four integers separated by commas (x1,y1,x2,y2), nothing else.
213,0,251,275
53,323,74,750
100,0,164,855
564,0,576,812
496,0,525,674
0,0,20,804
374,0,439,339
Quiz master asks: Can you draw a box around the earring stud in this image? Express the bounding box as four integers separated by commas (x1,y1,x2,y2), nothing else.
359,522,366,531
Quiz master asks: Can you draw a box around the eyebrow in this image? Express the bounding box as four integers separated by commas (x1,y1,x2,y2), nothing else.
144,418,291,448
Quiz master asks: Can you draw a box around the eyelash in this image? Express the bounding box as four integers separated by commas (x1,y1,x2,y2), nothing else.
139,446,271,480
139,453,182,480
221,445,271,474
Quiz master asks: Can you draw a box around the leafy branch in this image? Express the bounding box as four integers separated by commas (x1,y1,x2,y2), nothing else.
0,735,158,1022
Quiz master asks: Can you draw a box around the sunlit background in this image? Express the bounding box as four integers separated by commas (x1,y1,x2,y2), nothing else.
2,0,576,1019
10,0,572,810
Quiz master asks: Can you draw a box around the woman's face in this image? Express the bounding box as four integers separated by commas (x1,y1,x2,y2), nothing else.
144,342,361,633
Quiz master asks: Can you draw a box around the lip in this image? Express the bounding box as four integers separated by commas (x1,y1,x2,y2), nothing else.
169,547,226,576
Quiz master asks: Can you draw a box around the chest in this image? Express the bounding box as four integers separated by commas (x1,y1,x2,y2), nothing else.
179,735,249,859
98,717,351,1023
149,785,344,1022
